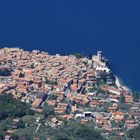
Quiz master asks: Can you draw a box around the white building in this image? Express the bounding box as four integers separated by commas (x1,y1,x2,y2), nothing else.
107,86,121,96
92,51,110,73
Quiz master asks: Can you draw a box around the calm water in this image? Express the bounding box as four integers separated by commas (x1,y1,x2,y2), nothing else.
0,1,140,91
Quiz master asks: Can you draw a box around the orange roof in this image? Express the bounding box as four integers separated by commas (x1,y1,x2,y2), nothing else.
113,112,124,115
71,84,78,90
57,102,68,107
32,99,42,107
87,73,95,77
36,109,42,113
61,114,73,120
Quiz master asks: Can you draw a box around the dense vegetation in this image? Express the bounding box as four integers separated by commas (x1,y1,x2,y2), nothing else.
127,126,140,140
0,94,34,120
12,121,105,140
73,53,85,59
0,68,12,76
43,105,54,118
0,94,105,140
132,91,140,102
51,122,105,140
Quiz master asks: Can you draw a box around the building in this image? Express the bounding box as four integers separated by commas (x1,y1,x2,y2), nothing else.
92,51,110,73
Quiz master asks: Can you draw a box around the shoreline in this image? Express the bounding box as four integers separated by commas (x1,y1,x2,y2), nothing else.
115,75,131,92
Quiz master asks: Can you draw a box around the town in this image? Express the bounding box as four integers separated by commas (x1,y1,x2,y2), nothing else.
0,47,140,140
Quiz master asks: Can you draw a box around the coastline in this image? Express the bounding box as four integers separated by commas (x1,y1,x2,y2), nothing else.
115,75,131,92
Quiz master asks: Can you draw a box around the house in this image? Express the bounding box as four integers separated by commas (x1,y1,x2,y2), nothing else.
80,119,88,125
75,113,84,118
53,85,62,91
83,111,93,118
130,112,140,120
125,95,133,104
125,120,139,130
99,99,106,105
4,135,12,140
57,96,64,102
71,105,78,113
53,91,64,97
109,95,119,100
69,94,89,105
108,106,118,113
112,112,125,122
60,114,74,120
96,118,109,126
36,117,41,123
125,123,139,130
54,107,67,114
34,138,40,140
12,118,20,129
35,109,43,113
47,100,56,107
106,86,121,95
90,99,100,107
6,130,15,135
32,98,42,108
87,73,95,81
57,102,68,108
49,117,64,128
86,85,94,92
70,84,78,91
130,107,139,112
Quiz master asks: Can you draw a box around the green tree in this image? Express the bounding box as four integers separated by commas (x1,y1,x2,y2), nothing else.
0,68,12,76
43,106,54,118
48,94,57,100
119,94,125,103
127,126,140,139
132,91,139,102
0,131,4,139
27,109,35,115
73,53,84,59
52,121,105,140
0,94,32,120
19,72,25,78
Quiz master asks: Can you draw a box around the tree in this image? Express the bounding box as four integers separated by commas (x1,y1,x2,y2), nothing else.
132,91,139,102
0,94,32,120
31,63,35,68
119,94,125,103
111,120,124,128
127,126,140,139
73,53,84,59
19,72,25,78
52,121,105,140
0,68,12,76
119,103,131,112
18,119,25,128
11,133,18,140
0,131,4,140
54,134,73,140
45,78,49,84
48,94,57,100
27,109,35,115
43,106,54,118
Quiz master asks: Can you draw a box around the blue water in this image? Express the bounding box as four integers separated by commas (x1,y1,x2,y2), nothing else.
0,1,140,91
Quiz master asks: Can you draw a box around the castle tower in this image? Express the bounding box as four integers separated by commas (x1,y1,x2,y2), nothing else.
97,51,102,62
